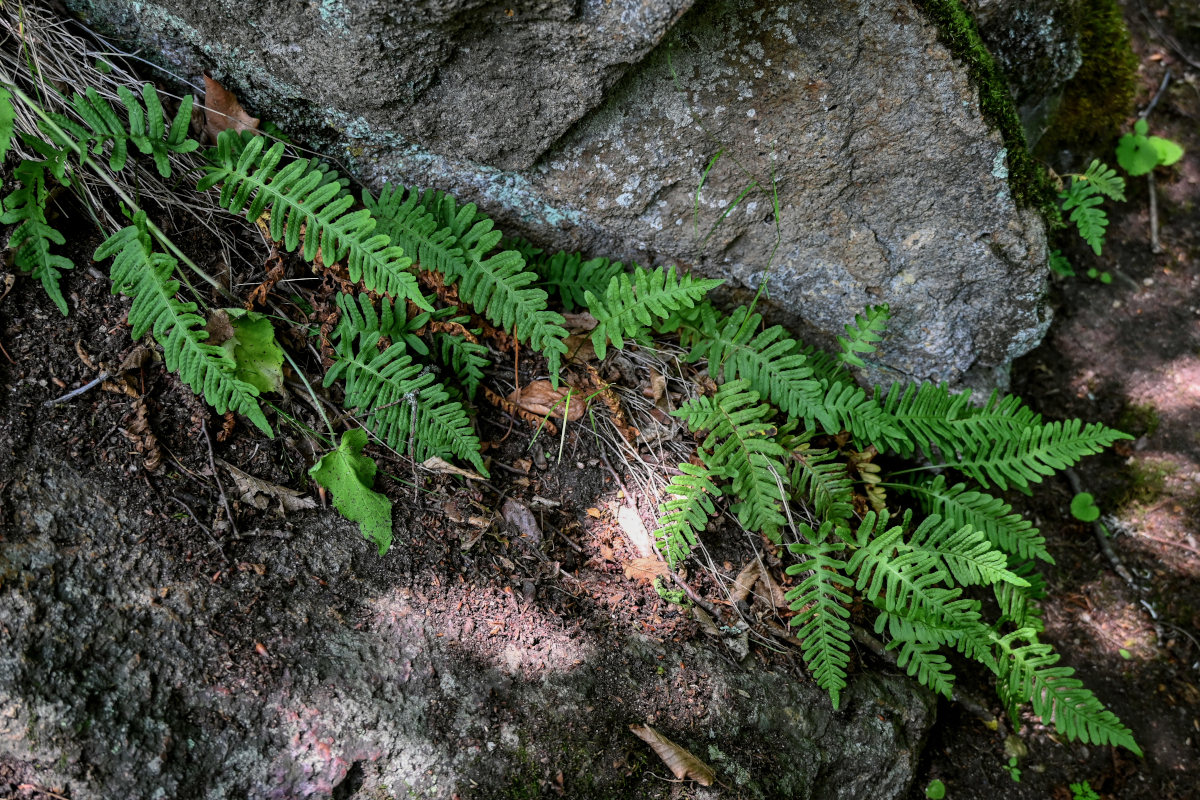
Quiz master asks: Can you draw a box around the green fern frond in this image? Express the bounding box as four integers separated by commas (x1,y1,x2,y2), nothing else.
675,380,788,540
586,265,724,360
995,629,1141,755
947,419,1132,492
326,299,486,475
818,380,909,451
436,324,489,400
875,605,998,672
527,250,624,311
369,184,569,379
906,515,1028,589
94,213,270,435
1060,161,1122,257
200,132,430,311
688,305,823,423
654,462,721,567
0,160,73,314
0,86,14,164
786,521,855,708
880,383,1042,461
1078,159,1126,202
889,639,955,699
994,560,1046,632
787,442,854,528
38,84,196,176
836,303,889,369
893,475,1052,563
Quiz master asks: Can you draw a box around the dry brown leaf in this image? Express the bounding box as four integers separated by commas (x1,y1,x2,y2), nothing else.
506,380,585,422
623,557,669,581
692,605,722,638
0,273,14,305
564,333,596,363
561,311,599,333
756,564,790,610
501,498,541,545
123,398,162,471
729,561,761,606
219,459,317,514
645,368,667,404
203,74,260,142
628,725,715,786
420,456,485,481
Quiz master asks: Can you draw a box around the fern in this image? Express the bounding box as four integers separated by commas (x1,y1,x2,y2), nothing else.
674,380,788,540
818,379,908,452
0,160,73,314
200,132,430,311
94,213,270,434
889,639,955,699
995,629,1142,755
367,184,569,380
435,322,489,401
893,474,1052,563
654,462,722,567
527,250,624,311
325,294,487,475
1060,160,1125,256
786,521,854,707
687,305,823,424
836,303,889,369
785,440,855,529
587,265,724,360
947,418,1131,492
881,382,1041,461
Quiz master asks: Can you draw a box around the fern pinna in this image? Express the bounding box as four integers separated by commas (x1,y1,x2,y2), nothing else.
646,301,1137,753
1059,159,1125,256
94,212,271,435
325,293,487,476
0,81,196,313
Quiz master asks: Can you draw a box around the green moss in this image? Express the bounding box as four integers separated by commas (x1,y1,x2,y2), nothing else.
1117,402,1160,439
1035,0,1138,159
1117,457,1177,510
913,0,1058,218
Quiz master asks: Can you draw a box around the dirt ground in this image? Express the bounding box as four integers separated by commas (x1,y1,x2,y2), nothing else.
3,2,1200,799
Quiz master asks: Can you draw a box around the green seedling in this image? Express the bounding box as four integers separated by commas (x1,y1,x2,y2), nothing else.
1070,492,1101,522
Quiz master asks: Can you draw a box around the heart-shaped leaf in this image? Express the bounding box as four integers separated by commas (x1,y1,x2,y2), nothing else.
1070,492,1101,522
1148,135,1184,167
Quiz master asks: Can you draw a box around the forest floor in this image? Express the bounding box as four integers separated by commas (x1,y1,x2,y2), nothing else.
2,2,1199,800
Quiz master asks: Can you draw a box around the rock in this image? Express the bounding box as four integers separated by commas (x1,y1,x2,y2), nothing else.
972,0,1084,143
0,446,937,799
70,0,1057,387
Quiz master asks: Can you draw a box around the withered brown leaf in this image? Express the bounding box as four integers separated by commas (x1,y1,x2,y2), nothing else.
628,724,715,786
203,74,260,143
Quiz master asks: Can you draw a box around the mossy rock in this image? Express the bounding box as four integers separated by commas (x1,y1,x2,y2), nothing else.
1035,0,1138,163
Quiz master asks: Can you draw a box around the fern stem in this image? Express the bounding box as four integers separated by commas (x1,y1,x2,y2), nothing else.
1,79,230,299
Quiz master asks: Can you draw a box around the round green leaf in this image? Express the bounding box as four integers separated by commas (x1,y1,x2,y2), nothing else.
1070,492,1101,522
1148,135,1184,167
925,779,947,799
1116,133,1158,176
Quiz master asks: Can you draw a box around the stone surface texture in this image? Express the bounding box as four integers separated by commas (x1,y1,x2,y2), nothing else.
69,0,1057,385
971,0,1084,144
0,447,936,799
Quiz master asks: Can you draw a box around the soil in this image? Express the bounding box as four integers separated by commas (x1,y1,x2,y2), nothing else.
2,2,1200,799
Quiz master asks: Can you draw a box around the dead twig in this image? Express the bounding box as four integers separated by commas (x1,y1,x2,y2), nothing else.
202,420,239,539
43,371,109,407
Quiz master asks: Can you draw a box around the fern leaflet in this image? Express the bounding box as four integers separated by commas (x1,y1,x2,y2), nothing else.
889,639,955,699
786,521,854,708
587,265,723,360
995,629,1142,755
654,462,721,567
836,303,889,369
436,323,489,401
0,160,73,314
893,475,1052,563
199,132,430,311
527,250,624,311
94,213,270,434
786,441,854,529
1060,161,1123,256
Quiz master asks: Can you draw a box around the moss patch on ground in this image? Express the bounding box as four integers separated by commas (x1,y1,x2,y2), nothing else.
913,0,1058,218
1035,0,1138,160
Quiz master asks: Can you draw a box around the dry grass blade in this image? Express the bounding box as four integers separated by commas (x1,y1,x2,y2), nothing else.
628,724,715,786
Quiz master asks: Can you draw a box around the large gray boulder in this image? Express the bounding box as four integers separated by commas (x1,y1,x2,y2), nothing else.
0,446,936,799
71,0,1055,386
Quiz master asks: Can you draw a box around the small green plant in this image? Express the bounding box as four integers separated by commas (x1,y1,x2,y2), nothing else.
1070,780,1101,800
1115,118,1184,176
1003,756,1021,783
924,778,947,799
1070,492,1102,522
1056,159,1126,261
